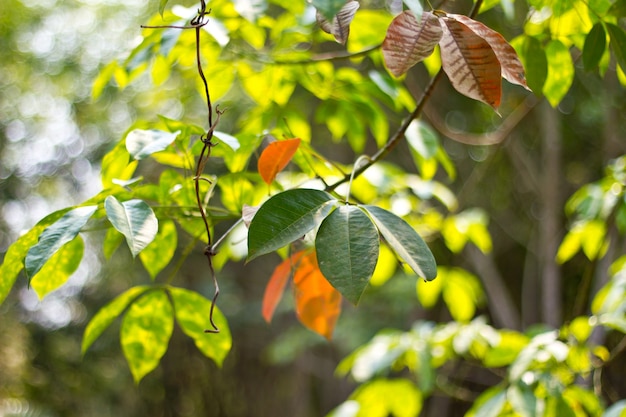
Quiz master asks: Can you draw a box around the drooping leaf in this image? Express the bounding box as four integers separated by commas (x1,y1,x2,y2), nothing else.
257,138,301,185
315,205,379,304
439,16,502,111
168,287,232,367
25,205,98,279
262,251,306,323
105,196,158,258
317,0,360,44
363,205,437,281
543,39,574,107
30,236,84,299
139,220,177,279
606,23,626,73
293,251,342,340
312,0,349,20
120,290,174,383
382,11,443,77
447,14,530,90
213,130,240,151
82,285,150,355
125,129,179,160
158,0,168,16
247,189,336,261
583,23,607,71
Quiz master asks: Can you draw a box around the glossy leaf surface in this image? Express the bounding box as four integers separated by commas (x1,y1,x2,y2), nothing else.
105,196,158,257
125,129,179,160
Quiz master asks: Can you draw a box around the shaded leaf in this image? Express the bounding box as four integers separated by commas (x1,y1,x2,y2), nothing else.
363,205,437,281
120,290,174,383
31,236,84,299
583,23,607,71
382,11,443,77
126,129,179,160
293,251,342,340
315,205,379,304
247,189,336,261
169,287,232,367
439,16,502,110
543,39,574,107
139,220,177,279
313,0,349,20
262,251,306,323
82,286,150,355
317,0,360,45
607,23,626,73
25,205,97,279
448,14,530,90
257,138,301,184
105,196,158,257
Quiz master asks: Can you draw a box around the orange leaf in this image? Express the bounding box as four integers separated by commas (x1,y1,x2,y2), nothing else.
258,138,301,185
293,252,342,340
262,251,305,323
439,16,502,111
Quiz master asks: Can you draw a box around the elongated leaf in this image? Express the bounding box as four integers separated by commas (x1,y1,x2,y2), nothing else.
363,205,437,280
315,205,379,304
448,14,530,90
169,287,232,367
293,252,342,339
139,220,177,279
513,35,547,93
583,23,607,71
317,0,360,44
101,140,137,188
125,129,179,160
213,131,240,151
105,196,158,257
439,16,502,110
82,286,150,354
607,23,626,73
543,39,574,107
120,290,174,383
262,251,306,323
30,236,84,299
25,205,97,279
247,189,336,261
382,11,443,77
313,0,348,20
257,138,301,184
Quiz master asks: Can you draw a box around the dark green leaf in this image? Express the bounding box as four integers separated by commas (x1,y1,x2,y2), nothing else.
125,129,179,160
608,0,626,17
159,0,169,17
247,189,336,261
315,205,379,304
583,23,607,71
120,290,174,383
31,236,84,299
168,287,232,367
105,196,158,257
607,23,626,73
82,286,150,355
363,205,437,281
312,0,348,20
25,205,97,279
140,220,177,279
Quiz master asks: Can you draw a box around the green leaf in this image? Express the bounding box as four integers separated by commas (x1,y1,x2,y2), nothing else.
608,0,626,17
507,383,536,417
512,35,547,94
139,220,177,279
120,290,174,383
312,0,347,20
583,23,606,71
159,0,168,16
25,205,98,279
168,287,232,367
105,196,158,257
0,209,69,305
543,39,574,107
101,140,137,188
607,23,626,73
362,205,437,281
30,236,84,299
213,131,240,151
247,189,335,261
82,286,150,355
125,129,179,160
470,388,506,417
350,378,423,417
315,205,379,305
603,400,626,417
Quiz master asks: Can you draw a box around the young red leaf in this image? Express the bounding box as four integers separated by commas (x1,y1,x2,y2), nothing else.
258,138,301,185
293,251,342,340
262,251,305,323
447,14,530,91
317,0,360,45
382,11,443,77
439,16,502,111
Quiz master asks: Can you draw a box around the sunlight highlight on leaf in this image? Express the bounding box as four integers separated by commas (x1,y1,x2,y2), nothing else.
31,236,84,299
105,196,158,258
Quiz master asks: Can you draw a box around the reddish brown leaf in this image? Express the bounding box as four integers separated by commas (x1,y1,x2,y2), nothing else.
447,14,530,91
317,0,360,45
439,16,502,111
258,138,301,185
293,252,342,340
262,251,306,323
382,11,443,77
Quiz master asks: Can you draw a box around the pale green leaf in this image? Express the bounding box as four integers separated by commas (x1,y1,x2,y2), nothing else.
351,378,423,417
312,0,347,20
125,129,179,160
213,131,240,151
31,236,84,299
139,220,177,279
543,39,574,107
105,196,158,257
